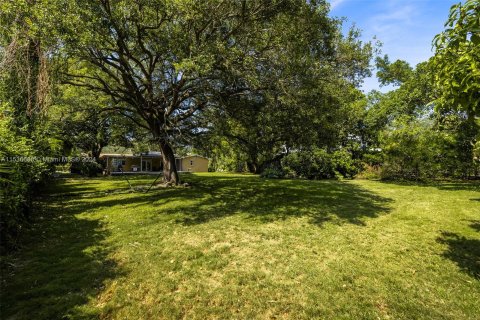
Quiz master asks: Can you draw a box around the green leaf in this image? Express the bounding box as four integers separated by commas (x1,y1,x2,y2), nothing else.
471,34,480,45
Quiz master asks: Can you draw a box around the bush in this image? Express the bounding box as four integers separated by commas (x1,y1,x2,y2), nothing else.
0,119,53,252
282,148,360,180
260,167,285,179
0,146,51,252
378,118,478,180
362,152,384,167
331,149,362,178
70,160,102,177
356,164,382,180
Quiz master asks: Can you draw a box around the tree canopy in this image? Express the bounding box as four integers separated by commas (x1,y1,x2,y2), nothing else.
433,0,480,118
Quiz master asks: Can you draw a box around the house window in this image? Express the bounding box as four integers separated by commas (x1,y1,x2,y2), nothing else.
112,158,126,168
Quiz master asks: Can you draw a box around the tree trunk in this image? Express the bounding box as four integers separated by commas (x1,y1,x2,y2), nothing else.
246,161,258,174
92,142,103,163
159,139,179,185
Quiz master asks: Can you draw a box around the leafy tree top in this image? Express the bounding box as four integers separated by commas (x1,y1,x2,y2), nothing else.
432,0,480,118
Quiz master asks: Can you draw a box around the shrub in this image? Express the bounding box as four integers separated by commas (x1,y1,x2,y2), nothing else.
356,164,382,180
70,160,102,177
260,167,285,179
282,148,360,180
378,117,478,180
331,150,362,178
0,106,54,252
362,152,384,167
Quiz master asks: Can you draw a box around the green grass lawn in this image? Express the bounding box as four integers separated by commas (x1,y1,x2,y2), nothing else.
1,173,479,319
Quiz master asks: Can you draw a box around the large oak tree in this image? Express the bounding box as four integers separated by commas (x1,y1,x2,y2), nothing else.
49,0,328,184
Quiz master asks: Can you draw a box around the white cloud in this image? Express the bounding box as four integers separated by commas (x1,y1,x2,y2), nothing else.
364,0,433,65
369,3,417,35
329,0,454,92
372,5,415,25
360,1,427,92
330,0,347,10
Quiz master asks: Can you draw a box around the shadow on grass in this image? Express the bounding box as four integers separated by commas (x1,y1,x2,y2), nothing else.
42,175,392,230
0,175,392,318
0,200,122,319
41,174,155,197
176,176,394,226
469,220,480,232
437,221,480,279
55,175,394,228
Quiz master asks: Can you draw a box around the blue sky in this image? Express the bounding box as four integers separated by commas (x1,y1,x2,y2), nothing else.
328,0,458,92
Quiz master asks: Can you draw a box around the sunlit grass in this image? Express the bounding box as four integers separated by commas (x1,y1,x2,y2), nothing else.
1,173,479,319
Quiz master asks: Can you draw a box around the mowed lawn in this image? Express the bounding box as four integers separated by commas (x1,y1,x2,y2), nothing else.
1,173,479,319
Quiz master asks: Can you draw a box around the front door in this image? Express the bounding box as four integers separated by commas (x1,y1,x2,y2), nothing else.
141,159,152,171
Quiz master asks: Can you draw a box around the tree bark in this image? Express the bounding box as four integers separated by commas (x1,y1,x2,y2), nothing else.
159,139,179,185
246,161,258,174
92,142,104,163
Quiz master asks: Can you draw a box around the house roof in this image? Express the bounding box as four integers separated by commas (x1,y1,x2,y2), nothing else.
99,148,209,160
100,153,131,157
181,154,209,159
100,146,133,155
100,146,164,159
99,153,162,159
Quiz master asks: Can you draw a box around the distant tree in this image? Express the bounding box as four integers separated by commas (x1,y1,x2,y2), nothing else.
198,25,374,173
54,86,112,161
368,58,478,179
361,61,435,151
375,55,413,87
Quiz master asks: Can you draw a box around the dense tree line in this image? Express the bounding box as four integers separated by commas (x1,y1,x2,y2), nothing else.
1,1,57,250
